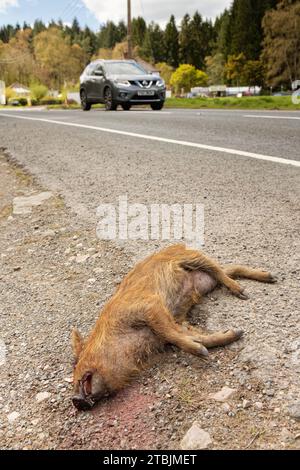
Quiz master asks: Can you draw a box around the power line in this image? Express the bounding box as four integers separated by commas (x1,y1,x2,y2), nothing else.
59,0,79,19
63,3,84,23
56,1,84,25
0,1,84,65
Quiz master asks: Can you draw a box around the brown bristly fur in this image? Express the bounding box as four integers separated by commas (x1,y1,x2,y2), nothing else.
72,244,276,398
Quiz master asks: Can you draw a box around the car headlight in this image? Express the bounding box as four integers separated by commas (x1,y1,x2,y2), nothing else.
156,79,165,87
114,80,131,87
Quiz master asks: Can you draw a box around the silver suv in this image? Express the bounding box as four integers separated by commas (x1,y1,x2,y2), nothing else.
79,60,166,111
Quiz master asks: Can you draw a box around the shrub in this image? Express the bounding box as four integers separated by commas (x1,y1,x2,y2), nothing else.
30,84,48,102
66,98,79,105
40,97,63,105
170,64,208,94
155,62,174,87
5,87,16,104
8,98,21,106
18,97,28,106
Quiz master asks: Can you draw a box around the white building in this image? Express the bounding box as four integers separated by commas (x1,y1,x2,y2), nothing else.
292,80,300,91
191,85,261,97
9,82,30,96
226,86,261,96
67,92,80,104
0,81,5,105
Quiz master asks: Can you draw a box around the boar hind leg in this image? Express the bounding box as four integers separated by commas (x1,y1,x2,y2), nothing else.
180,248,248,300
182,323,243,349
145,302,209,357
191,327,243,349
224,265,277,284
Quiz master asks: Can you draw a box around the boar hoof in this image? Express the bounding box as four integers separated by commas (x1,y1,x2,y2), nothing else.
232,328,244,339
236,291,249,300
266,274,277,284
198,344,209,357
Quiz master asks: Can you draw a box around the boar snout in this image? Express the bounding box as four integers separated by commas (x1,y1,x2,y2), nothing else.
72,370,109,411
72,394,95,411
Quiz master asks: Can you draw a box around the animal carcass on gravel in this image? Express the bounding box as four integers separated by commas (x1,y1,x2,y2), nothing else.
71,244,276,410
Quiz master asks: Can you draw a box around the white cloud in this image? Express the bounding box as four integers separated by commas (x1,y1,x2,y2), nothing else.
82,0,231,25
0,0,19,13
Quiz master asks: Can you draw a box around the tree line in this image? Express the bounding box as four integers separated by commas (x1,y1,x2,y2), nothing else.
0,0,299,91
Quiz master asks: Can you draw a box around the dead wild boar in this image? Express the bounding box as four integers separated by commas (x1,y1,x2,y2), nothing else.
72,244,276,410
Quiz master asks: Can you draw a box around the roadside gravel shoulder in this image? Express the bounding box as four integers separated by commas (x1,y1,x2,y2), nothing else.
0,153,299,450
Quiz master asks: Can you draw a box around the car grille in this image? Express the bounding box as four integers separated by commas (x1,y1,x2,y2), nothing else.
129,80,158,88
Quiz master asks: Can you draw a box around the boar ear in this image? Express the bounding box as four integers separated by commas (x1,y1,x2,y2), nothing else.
71,328,84,361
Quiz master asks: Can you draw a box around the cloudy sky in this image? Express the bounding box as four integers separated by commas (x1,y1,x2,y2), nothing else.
0,0,232,28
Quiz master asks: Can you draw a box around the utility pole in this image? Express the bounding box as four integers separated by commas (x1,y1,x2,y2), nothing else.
127,0,132,59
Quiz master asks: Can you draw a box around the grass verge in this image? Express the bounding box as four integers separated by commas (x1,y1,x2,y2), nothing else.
164,95,300,110
1,96,299,111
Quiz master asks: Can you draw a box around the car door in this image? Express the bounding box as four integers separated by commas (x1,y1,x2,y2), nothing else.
84,64,96,101
90,64,106,102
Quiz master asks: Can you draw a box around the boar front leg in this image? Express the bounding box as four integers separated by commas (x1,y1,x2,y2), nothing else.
143,299,209,357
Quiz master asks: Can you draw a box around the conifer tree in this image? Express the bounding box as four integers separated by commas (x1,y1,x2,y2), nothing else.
179,14,192,64
132,17,147,47
164,15,179,68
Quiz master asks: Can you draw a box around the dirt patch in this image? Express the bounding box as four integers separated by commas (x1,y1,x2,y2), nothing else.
59,384,158,450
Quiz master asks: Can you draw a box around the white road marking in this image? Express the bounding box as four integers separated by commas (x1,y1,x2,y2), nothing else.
0,106,46,112
244,114,300,121
0,113,299,168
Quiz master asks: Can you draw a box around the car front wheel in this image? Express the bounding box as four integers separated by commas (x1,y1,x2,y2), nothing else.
80,90,91,111
104,88,117,111
151,102,164,111
121,103,131,111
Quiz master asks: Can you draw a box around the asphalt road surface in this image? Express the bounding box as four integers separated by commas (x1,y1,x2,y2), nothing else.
0,107,299,229
0,107,300,406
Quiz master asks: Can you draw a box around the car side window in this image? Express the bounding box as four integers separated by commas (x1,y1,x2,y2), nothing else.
91,65,104,76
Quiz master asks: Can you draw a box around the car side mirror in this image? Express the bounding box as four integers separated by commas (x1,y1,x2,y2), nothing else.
94,70,103,77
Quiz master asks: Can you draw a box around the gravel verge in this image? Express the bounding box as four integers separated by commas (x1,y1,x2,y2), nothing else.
0,152,299,450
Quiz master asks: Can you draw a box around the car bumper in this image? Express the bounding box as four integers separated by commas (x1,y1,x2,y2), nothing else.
114,87,166,104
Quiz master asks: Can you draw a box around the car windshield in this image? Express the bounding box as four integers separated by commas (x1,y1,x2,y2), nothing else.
104,62,147,76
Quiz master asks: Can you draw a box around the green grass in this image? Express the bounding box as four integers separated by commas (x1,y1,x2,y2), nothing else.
47,96,300,111
0,105,19,109
165,95,299,110
1,95,299,111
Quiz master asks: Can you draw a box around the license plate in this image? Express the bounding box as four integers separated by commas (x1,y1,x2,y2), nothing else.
137,90,155,96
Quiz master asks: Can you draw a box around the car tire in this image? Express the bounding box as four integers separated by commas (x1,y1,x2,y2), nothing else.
104,87,117,111
121,103,131,111
80,90,91,111
151,102,164,111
